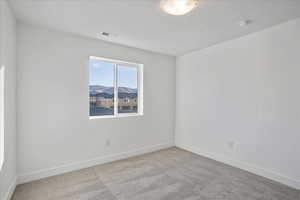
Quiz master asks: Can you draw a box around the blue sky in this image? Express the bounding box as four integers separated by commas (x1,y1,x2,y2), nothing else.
89,59,137,89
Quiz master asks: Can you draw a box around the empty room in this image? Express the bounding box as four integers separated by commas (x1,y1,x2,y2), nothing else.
1,0,300,199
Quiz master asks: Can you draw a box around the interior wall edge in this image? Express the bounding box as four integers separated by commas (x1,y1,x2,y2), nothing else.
0,0,17,199
176,143,300,190
179,17,300,57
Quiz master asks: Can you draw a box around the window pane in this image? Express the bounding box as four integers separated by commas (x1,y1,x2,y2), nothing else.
89,59,114,116
118,65,138,114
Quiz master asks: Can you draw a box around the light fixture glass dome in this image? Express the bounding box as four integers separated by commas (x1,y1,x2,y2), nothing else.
160,0,200,16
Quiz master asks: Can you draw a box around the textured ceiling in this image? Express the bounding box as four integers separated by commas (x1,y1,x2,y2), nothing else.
9,0,300,55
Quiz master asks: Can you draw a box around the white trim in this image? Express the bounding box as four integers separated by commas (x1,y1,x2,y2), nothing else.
114,62,118,116
117,113,143,118
89,115,116,119
17,142,174,184
137,63,144,115
89,113,143,120
2,176,17,200
0,66,5,171
90,56,141,68
177,143,300,190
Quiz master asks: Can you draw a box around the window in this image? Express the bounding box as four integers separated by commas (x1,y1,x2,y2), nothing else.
89,56,143,118
0,66,4,170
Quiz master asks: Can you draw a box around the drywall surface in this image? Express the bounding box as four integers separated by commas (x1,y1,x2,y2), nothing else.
176,18,300,189
17,23,175,181
0,0,17,199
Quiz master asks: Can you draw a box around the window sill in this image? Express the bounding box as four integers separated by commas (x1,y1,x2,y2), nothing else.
89,113,143,120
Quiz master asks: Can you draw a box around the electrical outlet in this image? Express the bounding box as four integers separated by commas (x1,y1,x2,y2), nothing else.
228,141,235,150
105,139,111,147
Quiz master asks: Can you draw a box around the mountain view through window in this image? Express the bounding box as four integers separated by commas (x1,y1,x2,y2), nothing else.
118,65,138,114
89,58,139,117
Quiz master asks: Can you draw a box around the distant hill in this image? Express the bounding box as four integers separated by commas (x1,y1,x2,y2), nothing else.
90,85,137,95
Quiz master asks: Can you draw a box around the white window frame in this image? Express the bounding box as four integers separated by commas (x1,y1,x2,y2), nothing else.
89,56,143,119
0,66,4,171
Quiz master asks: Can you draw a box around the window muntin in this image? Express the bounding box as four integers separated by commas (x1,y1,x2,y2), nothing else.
89,57,143,118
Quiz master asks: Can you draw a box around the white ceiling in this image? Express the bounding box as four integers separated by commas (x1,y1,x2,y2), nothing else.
9,0,300,56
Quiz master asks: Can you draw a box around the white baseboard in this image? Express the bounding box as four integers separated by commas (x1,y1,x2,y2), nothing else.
17,142,174,185
2,176,17,200
177,143,300,190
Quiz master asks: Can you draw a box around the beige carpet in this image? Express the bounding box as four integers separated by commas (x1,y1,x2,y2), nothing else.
12,147,299,200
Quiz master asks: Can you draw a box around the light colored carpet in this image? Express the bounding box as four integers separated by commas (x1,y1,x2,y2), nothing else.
12,147,299,200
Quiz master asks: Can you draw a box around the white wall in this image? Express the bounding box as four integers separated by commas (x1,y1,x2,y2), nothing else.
17,23,175,182
176,18,300,189
0,0,17,199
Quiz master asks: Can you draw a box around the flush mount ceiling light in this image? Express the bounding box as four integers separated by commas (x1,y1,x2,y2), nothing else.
160,0,200,16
